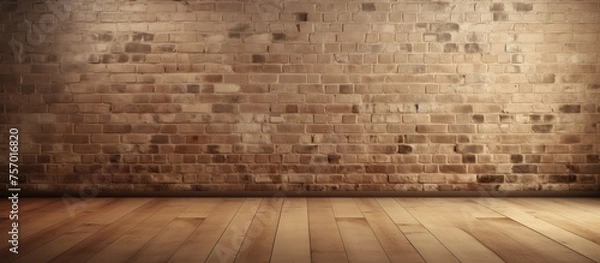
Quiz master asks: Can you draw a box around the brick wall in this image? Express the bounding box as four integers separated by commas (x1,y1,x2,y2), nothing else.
1,0,599,194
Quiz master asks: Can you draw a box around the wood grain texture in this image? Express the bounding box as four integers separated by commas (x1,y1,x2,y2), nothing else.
271,198,311,263
87,199,192,263
376,198,459,263
1,198,130,260
355,198,425,263
397,198,505,263
308,198,349,263
206,198,262,263
50,199,171,263
474,198,600,262
3,197,600,263
234,197,284,263
169,199,245,263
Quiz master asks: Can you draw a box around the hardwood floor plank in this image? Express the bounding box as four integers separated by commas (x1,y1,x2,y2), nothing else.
87,198,192,263
517,198,600,230
178,198,223,218
375,198,420,225
398,224,461,263
308,198,349,263
331,198,363,218
128,217,204,263
124,197,224,263
169,199,245,263
355,198,425,263
531,213,600,245
205,198,262,263
466,219,546,263
3,197,110,242
14,223,106,263
234,198,284,263
0,198,61,224
337,217,390,263
13,198,151,263
84,198,153,225
551,198,600,219
1,198,126,260
507,198,600,220
484,216,594,263
376,198,459,263
397,198,505,263
49,199,172,263
434,198,547,263
16,198,60,213
475,198,599,262
271,198,311,263
507,198,600,245
4,197,600,263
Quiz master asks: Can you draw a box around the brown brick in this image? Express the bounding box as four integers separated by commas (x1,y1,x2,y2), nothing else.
252,54,266,63
366,165,395,173
514,3,533,12
289,174,315,184
529,74,555,84
63,135,89,144
532,125,553,133
397,145,413,154
464,43,481,53
337,145,365,153
546,175,577,184
417,125,447,133
272,134,300,144
292,145,319,154
367,145,397,154
449,125,475,133
337,165,365,174
334,125,365,133
212,104,236,113
493,13,508,22
206,124,232,133
462,155,476,163
512,165,538,174
440,165,467,174
91,134,120,143
586,155,599,163
277,124,305,133
444,43,458,53
359,3,375,11
327,154,342,164
307,125,333,133
73,145,102,154
150,135,169,144
490,3,504,11
558,105,581,113
560,135,581,144
431,136,456,144
576,175,597,184
125,43,151,53
468,165,497,174
294,12,308,21
388,174,418,184
455,144,485,154
477,174,505,183
104,124,132,133
510,155,524,163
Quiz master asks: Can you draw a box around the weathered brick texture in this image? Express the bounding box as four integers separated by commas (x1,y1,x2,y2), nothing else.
0,0,599,194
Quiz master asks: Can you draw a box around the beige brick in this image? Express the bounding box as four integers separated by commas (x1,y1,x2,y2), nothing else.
6,0,600,194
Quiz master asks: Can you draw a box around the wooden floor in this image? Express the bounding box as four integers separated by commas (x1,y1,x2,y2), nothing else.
2,197,600,263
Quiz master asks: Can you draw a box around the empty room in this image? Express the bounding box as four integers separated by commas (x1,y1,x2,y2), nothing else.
0,0,599,262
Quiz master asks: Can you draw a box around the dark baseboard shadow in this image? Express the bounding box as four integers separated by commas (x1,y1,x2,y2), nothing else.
6,191,600,198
